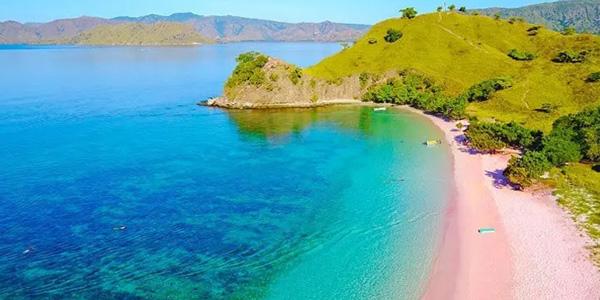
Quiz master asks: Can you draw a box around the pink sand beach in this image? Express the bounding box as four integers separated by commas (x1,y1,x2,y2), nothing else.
409,108,600,300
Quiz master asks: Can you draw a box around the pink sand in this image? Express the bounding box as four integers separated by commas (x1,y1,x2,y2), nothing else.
409,108,600,300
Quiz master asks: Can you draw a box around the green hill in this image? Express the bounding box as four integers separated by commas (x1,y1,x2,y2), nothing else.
306,12,600,132
60,22,212,46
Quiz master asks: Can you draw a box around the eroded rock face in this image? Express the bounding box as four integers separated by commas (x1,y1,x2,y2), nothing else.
207,57,367,109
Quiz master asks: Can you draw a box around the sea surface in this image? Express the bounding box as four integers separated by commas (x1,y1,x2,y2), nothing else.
0,44,452,299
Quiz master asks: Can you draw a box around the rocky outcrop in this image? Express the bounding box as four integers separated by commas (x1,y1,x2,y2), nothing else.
205,57,367,109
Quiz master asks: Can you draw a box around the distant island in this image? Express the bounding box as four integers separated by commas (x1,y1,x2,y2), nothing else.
0,13,370,45
209,8,600,300
54,22,212,46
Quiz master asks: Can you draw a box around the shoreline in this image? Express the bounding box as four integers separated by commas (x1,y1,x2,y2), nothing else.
406,107,600,300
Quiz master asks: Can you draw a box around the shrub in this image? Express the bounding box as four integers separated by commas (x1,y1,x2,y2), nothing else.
504,151,553,187
288,67,303,85
494,13,501,20
384,29,403,43
458,6,467,12
553,50,589,63
401,7,418,19
593,164,600,172
310,79,317,88
437,6,443,12
340,42,350,50
269,73,279,82
462,77,514,102
587,72,600,82
527,26,542,32
542,136,583,166
466,121,541,151
472,11,480,16
225,52,269,88
563,27,576,35
508,49,536,61
508,17,524,24
538,103,557,113
359,73,370,89
368,38,378,44
448,4,456,11
310,93,318,103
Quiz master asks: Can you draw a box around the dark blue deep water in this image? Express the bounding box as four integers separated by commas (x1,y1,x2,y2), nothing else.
0,44,452,299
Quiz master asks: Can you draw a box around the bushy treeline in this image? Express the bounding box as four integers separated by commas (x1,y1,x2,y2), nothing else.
362,70,466,119
466,122,542,151
226,52,269,88
460,77,514,102
467,106,600,187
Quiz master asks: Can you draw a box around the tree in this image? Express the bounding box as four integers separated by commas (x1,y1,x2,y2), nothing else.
340,42,350,50
448,4,456,11
459,6,467,12
542,137,582,166
508,49,536,61
494,13,501,20
401,7,418,19
437,6,443,12
384,29,403,43
563,27,576,35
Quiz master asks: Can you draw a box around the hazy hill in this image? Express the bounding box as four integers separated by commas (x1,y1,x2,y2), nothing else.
114,13,370,42
59,22,212,46
477,0,600,34
0,13,370,44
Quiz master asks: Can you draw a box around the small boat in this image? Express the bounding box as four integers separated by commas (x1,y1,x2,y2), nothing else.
373,107,387,112
478,228,495,234
425,139,442,146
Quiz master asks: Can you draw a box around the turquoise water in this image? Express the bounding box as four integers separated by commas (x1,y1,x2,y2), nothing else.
0,44,452,299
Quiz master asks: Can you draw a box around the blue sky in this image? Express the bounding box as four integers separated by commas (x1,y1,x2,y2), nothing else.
2,0,554,24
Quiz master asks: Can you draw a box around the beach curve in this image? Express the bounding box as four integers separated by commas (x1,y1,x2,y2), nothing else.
409,107,600,300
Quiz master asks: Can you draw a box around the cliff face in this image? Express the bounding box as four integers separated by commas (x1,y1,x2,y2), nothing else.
207,56,370,109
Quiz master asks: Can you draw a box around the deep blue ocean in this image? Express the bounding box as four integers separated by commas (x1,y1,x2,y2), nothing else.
0,44,452,299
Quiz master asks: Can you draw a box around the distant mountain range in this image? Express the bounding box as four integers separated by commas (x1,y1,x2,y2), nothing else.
477,0,600,34
0,13,370,45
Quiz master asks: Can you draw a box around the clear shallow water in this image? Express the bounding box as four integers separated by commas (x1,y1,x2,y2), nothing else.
0,44,452,299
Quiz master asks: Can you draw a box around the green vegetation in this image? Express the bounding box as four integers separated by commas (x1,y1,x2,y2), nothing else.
368,38,378,44
448,4,456,11
507,49,536,61
384,29,403,43
225,52,269,91
589,72,600,83
459,7,467,13
437,6,443,12
65,22,212,45
401,7,418,19
508,17,525,24
362,70,466,119
494,13,501,20
461,77,514,102
289,67,303,85
468,106,600,187
553,50,590,63
563,27,577,36
466,121,542,151
269,73,279,82
538,103,557,113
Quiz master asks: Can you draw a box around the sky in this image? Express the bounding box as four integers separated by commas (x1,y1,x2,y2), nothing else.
1,0,555,24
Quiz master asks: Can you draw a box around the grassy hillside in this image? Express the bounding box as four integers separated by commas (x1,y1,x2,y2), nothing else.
306,12,600,132
62,22,212,45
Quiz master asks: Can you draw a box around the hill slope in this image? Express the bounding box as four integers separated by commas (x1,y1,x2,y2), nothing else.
58,22,212,45
477,0,600,34
0,13,369,44
305,12,600,131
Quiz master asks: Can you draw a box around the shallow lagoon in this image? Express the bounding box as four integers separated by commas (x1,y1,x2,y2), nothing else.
0,44,451,299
